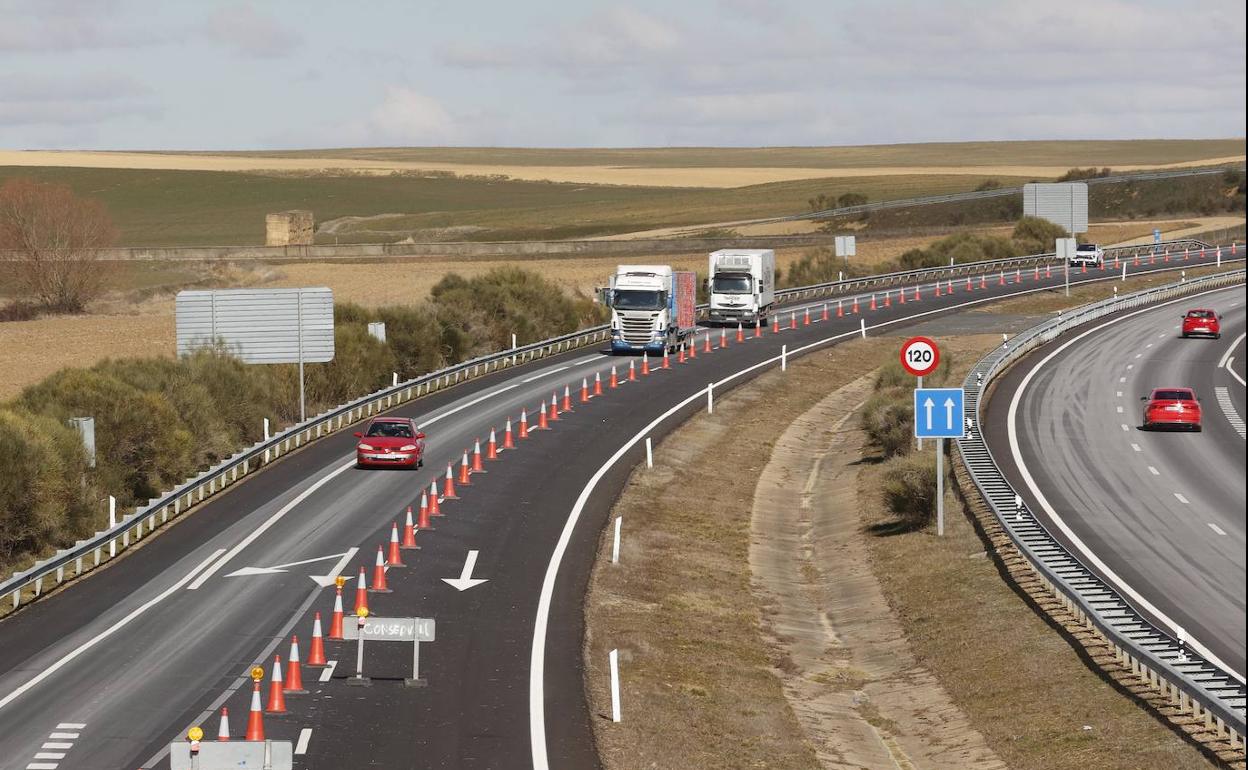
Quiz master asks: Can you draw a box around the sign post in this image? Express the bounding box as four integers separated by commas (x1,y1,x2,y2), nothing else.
913,386,965,536
901,337,940,452
1056,238,1076,297
342,613,436,687
834,235,857,268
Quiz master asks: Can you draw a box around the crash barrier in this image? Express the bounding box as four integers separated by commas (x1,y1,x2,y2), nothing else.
1,239,1239,614
957,267,1247,748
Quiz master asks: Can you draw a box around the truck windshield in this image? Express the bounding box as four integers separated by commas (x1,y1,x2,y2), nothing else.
712,273,752,294
613,290,664,310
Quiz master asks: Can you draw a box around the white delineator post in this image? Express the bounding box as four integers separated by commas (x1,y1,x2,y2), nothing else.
1121,263,1127,281
707,383,714,414
612,517,622,564
781,344,787,372
859,319,866,339
645,437,653,469
108,495,117,557
609,649,622,723
263,417,270,441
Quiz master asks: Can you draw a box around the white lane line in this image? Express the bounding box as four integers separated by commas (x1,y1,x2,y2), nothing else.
1209,523,1228,536
33,754,65,760
319,659,337,682
1127,364,1134,370
1120,424,1129,431
522,366,567,383
1119,376,1126,383
26,764,57,769
1130,443,1141,452
46,733,77,740
1116,391,1123,397
1174,492,1190,504
1006,284,1247,684
1135,353,1143,359
295,728,312,754
1145,343,1153,348
0,550,224,714
1148,466,1160,475
54,724,84,730
1116,406,1124,413
1215,387,1246,439
40,744,71,750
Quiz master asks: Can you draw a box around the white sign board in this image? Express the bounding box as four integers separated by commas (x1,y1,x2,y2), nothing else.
169,740,293,770
1023,183,1088,234
1055,238,1077,261
176,288,335,364
343,616,436,642
834,235,857,257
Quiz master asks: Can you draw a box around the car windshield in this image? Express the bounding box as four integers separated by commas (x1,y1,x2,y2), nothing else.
1076,244,1097,252
712,273,752,294
613,289,664,310
1153,390,1193,402
367,422,413,438
1187,310,1215,319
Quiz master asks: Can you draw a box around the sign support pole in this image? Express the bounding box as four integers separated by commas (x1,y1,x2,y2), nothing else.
936,438,945,536
916,375,923,450
297,291,306,423
406,639,426,687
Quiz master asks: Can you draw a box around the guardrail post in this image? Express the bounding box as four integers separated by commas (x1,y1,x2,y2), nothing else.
108,495,117,557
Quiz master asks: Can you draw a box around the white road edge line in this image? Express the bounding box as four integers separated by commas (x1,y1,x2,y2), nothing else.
1219,332,1247,387
1006,284,1246,684
0,548,226,714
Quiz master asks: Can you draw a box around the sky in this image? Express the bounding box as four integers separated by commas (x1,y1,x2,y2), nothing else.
0,0,1244,150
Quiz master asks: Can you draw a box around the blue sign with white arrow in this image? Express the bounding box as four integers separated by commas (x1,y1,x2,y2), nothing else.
914,388,965,438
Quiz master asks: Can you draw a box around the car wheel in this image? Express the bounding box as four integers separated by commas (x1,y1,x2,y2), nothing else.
1194,424,1203,432
1215,333,1221,339
1181,332,1188,338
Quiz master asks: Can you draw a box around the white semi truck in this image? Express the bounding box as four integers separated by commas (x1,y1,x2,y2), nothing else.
606,265,697,355
706,249,775,326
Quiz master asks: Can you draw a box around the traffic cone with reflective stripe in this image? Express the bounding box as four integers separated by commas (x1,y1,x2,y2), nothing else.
789,311,797,329
550,391,561,420
353,566,369,613
947,279,954,294
504,417,516,447
537,401,550,430
487,429,499,460
458,451,472,484
966,276,973,291
899,286,906,304
662,348,671,369
736,322,744,342
307,613,327,666
1150,251,1156,265
1016,268,1022,282
582,378,591,402
387,522,405,566
562,384,573,412
402,506,418,548
1033,265,1040,281
370,546,390,593
519,410,529,439
1133,253,1140,267
245,681,264,740
472,439,485,472
851,296,860,313
678,346,686,364
594,371,603,394
1112,255,1119,270
1045,264,1052,279
934,281,941,297
803,307,811,325
821,303,829,321
772,315,780,333
755,319,763,336
913,285,921,301
329,584,345,640
610,366,619,388
688,339,697,359
418,492,434,529
628,360,637,381
265,655,287,714
284,637,306,694
442,464,458,499
719,328,727,349
641,354,650,375
836,299,844,318
705,331,714,351
884,290,891,307
980,274,987,289
998,270,1006,286
869,294,877,311
428,481,442,516
218,707,231,741
1081,262,1087,274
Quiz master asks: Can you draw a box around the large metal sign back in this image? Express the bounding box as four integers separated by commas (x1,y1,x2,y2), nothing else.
175,287,335,364
1023,182,1088,234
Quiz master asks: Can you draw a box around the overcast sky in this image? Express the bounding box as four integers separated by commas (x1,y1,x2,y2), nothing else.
1,0,1244,150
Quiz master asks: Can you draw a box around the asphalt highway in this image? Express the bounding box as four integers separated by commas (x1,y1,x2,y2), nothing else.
0,253,1236,770
986,283,1246,678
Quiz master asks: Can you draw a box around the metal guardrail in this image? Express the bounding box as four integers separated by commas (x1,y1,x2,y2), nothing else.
0,238,1239,614
957,267,1247,749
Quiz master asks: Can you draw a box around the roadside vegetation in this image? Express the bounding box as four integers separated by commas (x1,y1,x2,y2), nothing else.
0,267,604,575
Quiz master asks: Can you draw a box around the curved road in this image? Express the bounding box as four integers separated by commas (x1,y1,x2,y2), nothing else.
988,283,1246,677
0,254,1236,770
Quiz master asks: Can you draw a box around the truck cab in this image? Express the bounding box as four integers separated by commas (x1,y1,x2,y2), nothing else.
607,265,696,354
707,249,775,326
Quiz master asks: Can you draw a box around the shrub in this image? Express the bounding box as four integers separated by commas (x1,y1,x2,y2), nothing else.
860,389,913,458
1056,167,1112,182
880,451,941,529
974,179,1003,192
1011,216,1069,255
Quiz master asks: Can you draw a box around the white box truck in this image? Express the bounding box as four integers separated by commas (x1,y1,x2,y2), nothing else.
607,265,697,355
707,249,775,326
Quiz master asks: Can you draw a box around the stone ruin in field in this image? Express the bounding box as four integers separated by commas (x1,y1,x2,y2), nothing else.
266,210,314,246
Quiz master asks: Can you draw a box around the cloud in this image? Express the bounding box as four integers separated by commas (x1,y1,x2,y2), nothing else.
202,2,302,59
352,86,458,145
0,0,169,52
0,73,159,128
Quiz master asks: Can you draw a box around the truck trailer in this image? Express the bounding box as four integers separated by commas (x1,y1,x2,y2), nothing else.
706,249,775,326
607,265,697,354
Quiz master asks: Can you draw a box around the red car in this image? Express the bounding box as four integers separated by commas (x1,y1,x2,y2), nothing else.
353,417,425,468
1181,309,1221,339
1141,388,1202,431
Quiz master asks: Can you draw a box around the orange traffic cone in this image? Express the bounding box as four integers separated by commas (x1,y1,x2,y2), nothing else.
662,348,670,369
562,385,573,412
754,320,763,337
998,270,1005,286
245,677,264,740
869,294,877,311
1016,268,1022,282
1081,262,1087,274
688,340,697,359
1034,266,1040,280
913,286,921,301
442,464,458,499
402,506,417,548
581,378,591,402
307,613,327,666
1045,264,1052,279
370,545,390,593
947,279,954,294
518,410,529,439
629,360,637,380
772,315,780,334
966,276,973,291
504,417,516,448
218,707,230,741
884,291,892,307
284,636,306,694
550,391,561,420
934,281,941,297
353,566,369,614
719,329,727,349
329,584,345,640
803,307,811,325
789,311,797,329
387,522,405,566
487,429,499,460
821,304,829,321
265,655,286,714
537,402,550,430
705,331,714,350
418,492,433,530
472,439,485,472
641,354,650,375
594,372,603,395
899,286,906,304
979,274,987,289
610,366,619,388
836,299,844,317
1133,253,1140,267
677,346,686,364
458,451,472,484
428,480,442,516
736,322,744,342
851,297,860,313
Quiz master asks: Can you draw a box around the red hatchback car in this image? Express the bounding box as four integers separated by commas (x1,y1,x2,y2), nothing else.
1141,388,1202,431
354,417,425,468
1181,309,1221,339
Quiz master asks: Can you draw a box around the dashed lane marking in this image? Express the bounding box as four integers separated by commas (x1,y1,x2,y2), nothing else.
296,728,313,754
1215,387,1246,439
1174,493,1191,504
319,660,337,682
1148,466,1160,475
1130,443,1141,451
1209,523,1228,536
1117,406,1124,413
25,724,86,769
1120,424,1129,431
1119,376,1127,383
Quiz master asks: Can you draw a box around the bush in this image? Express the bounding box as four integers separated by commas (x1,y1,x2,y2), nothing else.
1011,216,1069,255
974,179,1003,192
1056,167,1112,182
861,389,913,458
880,452,941,529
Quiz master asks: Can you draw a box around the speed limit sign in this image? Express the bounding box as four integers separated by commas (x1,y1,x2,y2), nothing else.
900,336,940,377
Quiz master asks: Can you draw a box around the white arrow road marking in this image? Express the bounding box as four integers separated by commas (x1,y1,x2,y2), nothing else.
923,397,935,430
225,551,355,579
442,550,488,591
310,548,360,587
319,660,337,682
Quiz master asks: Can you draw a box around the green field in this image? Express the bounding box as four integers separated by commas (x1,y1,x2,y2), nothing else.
160,139,1245,169
0,166,1031,246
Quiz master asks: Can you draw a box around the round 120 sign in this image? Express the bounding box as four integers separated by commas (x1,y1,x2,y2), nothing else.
900,336,940,377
